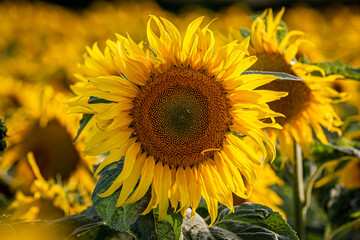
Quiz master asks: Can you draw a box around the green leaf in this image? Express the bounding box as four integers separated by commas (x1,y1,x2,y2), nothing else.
58,206,105,238
88,96,114,104
80,225,133,240
92,161,183,240
214,203,299,240
312,61,360,80
242,70,304,81
311,139,360,165
73,96,114,143
240,28,250,38
327,144,360,159
325,185,360,231
73,114,93,143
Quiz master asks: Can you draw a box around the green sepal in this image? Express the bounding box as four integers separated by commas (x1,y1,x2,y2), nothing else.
73,114,93,143
73,96,113,143
240,28,250,38
88,96,114,104
213,203,299,240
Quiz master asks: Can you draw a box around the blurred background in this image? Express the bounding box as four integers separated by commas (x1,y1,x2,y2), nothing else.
0,0,360,239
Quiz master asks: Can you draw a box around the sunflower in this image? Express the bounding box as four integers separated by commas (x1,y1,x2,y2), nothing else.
245,8,347,163
70,16,286,225
0,79,96,204
6,152,89,221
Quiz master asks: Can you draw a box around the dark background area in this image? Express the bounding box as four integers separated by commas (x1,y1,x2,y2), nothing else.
7,0,360,12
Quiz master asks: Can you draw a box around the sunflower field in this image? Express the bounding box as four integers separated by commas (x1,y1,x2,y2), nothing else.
1,1,360,240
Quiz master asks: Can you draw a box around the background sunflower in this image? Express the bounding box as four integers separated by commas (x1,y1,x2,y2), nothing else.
0,79,97,221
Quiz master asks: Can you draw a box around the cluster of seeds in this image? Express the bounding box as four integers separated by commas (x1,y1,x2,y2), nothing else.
131,67,231,167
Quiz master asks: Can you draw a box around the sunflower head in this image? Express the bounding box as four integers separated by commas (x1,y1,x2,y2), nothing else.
71,15,286,224
6,152,91,222
242,8,346,163
0,81,96,196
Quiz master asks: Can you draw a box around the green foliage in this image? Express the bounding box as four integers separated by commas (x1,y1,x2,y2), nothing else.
326,186,360,230
312,61,360,80
92,161,183,240
240,28,250,38
311,139,360,165
343,119,360,136
80,225,134,240
88,96,114,104
310,138,360,239
312,185,360,240
73,114,93,143
52,206,105,238
243,70,303,81
182,203,298,239
211,203,299,240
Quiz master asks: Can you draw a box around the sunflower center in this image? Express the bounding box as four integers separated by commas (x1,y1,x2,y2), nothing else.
260,80,312,125
132,67,230,167
23,119,81,180
249,52,295,75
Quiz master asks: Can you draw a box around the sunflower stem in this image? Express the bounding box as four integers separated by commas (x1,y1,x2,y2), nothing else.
293,143,306,240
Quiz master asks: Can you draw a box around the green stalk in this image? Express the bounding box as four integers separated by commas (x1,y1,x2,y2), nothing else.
293,143,306,240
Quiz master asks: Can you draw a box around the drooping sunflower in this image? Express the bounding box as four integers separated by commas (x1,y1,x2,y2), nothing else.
70,16,287,224
0,79,96,206
245,8,347,163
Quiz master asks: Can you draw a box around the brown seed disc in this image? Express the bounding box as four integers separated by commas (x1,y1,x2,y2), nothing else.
131,67,231,167
260,80,312,126
249,52,296,75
